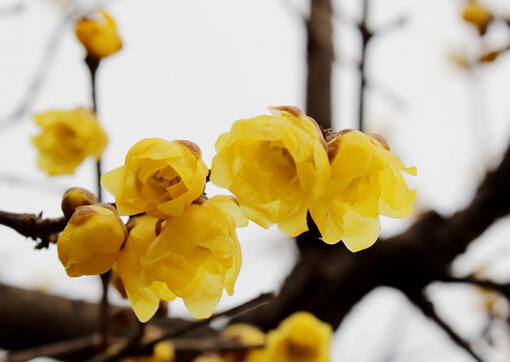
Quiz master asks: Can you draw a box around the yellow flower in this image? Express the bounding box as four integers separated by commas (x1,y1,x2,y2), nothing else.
121,341,175,362
221,324,267,362
266,312,332,362
211,106,330,237
57,203,127,277
462,0,493,36
101,138,209,219
114,214,176,322
310,130,416,251
75,9,122,59
191,353,226,362
32,108,107,176
139,195,248,319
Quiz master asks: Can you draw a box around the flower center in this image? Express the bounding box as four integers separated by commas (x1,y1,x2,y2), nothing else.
147,168,184,200
286,339,317,360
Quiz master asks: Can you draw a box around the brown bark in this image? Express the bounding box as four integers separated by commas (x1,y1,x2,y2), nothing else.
306,0,333,129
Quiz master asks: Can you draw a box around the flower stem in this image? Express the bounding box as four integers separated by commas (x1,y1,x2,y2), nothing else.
85,54,109,350
85,54,102,202
358,0,372,132
99,270,111,351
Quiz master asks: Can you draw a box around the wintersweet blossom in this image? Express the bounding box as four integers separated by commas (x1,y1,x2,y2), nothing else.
310,130,416,251
114,215,176,322
120,341,175,362
139,195,248,319
75,9,122,59
211,106,330,237
221,324,267,362
32,108,107,176
57,204,127,277
462,0,492,35
266,312,332,362
101,138,209,219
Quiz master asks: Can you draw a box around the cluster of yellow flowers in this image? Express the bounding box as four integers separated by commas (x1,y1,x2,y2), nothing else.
211,106,416,252
37,7,416,325
57,138,248,322
191,312,332,362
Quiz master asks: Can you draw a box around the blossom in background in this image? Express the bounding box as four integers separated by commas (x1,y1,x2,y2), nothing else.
191,353,226,362
114,214,176,322
120,341,175,362
75,9,122,59
101,138,209,219
462,0,493,36
139,195,248,319
221,324,267,362
32,108,107,176
57,203,127,277
310,130,416,251
266,311,332,362
211,106,330,237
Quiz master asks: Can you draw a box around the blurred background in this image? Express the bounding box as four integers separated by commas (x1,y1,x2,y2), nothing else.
1,0,510,361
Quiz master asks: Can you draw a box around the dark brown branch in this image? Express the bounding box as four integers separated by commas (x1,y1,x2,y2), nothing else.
0,210,66,248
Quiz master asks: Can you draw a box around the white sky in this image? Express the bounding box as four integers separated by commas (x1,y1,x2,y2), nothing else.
1,0,510,361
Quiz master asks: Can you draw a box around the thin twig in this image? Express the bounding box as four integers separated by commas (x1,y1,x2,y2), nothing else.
85,55,102,202
408,293,483,362
99,271,112,351
6,334,98,362
357,0,371,132
441,275,510,300
85,292,275,362
0,10,78,130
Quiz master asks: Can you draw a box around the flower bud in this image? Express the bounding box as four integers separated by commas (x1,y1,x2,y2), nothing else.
61,187,98,219
266,312,332,362
57,203,127,277
75,9,122,59
462,0,493,36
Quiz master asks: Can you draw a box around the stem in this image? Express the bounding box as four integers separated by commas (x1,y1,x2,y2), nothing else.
96,159,102,203
99,271,112,351
85,55,102,202
306,0,333,129
358,0,371,132
85,54,109,350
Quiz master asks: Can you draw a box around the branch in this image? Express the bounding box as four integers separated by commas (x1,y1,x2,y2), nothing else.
407,293,483,362
306,0,333,129
0,210,66,249
84,292,275,362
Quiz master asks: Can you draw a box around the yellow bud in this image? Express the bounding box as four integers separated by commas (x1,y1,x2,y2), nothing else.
462,0,493,36
479,50,500,63
57,203,127,277
61,187,98,219
75,9,122,59
221,324,266,362
174,140,203,159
